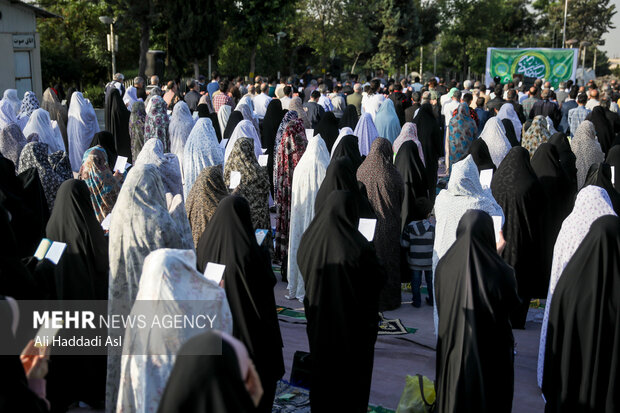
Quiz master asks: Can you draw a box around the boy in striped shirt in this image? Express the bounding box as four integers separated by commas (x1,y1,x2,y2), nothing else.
401,198,435,308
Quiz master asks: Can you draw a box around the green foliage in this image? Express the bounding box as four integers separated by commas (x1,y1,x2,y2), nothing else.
534,0,616,45
34,0,617,86
82,84,106,108
374,0,421,72
294,0,374,70
163,0,226,76
37,0,109,87
437,0,537,75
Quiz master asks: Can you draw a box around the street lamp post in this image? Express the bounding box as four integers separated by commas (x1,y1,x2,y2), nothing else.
99,16,117,76
580,41,591,85
275,31,287,80
562,0,568,48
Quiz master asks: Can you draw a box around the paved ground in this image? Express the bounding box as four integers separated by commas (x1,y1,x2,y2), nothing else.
273,279,546,412
77,118,543,411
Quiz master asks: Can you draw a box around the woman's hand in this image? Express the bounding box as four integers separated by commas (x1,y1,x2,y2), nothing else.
245,360,263,407
496,230,506,255
20,340,49,380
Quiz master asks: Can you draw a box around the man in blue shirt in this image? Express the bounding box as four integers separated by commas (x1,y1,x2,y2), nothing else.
567,93,591,137
559,86,579,134
207,71,220,98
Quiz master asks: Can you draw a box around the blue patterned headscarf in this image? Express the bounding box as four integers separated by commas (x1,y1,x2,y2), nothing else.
448,103,478,171
79,145,121,223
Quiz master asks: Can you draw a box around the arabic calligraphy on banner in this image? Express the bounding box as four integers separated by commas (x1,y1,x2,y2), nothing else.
485,48,578,89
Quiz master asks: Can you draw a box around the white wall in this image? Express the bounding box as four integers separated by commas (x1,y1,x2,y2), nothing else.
0,0,42,99
0,0,36,33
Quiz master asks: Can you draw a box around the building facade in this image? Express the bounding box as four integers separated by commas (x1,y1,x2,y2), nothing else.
0,0,57,99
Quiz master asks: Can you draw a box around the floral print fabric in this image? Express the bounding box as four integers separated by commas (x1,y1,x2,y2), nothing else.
522,116,551,157
144,95,170,152
275,119,308,264
78,145,121,223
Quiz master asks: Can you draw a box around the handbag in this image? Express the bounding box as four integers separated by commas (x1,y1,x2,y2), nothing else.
395,374,436,413
289,351,312,389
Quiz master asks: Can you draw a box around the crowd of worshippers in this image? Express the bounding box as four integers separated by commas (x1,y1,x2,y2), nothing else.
0,67,619,413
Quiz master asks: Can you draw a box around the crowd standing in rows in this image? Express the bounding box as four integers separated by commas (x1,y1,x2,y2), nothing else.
1,69,619,412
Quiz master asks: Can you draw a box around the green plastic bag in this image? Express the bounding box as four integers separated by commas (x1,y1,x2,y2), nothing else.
395,374,436,413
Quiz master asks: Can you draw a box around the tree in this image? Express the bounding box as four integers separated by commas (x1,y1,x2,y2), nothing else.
163,0,228,78
374,0,421,74
295,0,373,73
230,0,296,77
37,0,111,87
417,0,439,46
104,0,157,79
437,0,535,76
534,0,616,47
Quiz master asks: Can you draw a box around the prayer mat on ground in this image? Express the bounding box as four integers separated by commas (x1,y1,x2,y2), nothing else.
378,312,417,335
272,380,396,413
276,307,417,335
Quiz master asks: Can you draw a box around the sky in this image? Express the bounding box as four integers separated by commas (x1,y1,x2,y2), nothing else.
601,0,620,58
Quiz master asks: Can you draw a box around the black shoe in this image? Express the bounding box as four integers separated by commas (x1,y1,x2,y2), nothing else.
411,300,421,308
426,296,433,306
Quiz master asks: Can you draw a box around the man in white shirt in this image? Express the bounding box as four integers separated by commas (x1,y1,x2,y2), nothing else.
253,83,272,119
280,85,292,109
442,89,461,127
585,89,600,110
362,79,385,120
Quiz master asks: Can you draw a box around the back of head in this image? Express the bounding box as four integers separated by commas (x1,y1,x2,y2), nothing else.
412,92,421,103
370,79,381,94
220,80,230,93
452,90,462,101
463,80,472,90
354,83,362,93
283,85,292,96
114,73,124,82
260,83,269,94
462,93,473,105
507,89,517,101
318,84,327,94
134,76,144,87
529,86,537,96
187,79,196,90
590,89,599,100
412,197,433,221
167,80,175,91
577,93,588,105
150,75,159,85
211,70,219,80
311,90,321,100
569,85,579,99
541,89,551,100
600,96,611,109
415,76,421,83
494,84,503,97
476,96,485,108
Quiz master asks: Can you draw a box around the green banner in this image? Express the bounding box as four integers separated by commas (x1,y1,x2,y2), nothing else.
486,48,578,88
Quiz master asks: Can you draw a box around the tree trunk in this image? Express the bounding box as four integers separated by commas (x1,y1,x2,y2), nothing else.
351,52,361,75
249,44,257,78
138,17,150,79
289,46,299,77
193,61,200,79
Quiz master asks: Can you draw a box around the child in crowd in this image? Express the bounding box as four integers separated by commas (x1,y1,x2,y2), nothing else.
401,198,434,307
